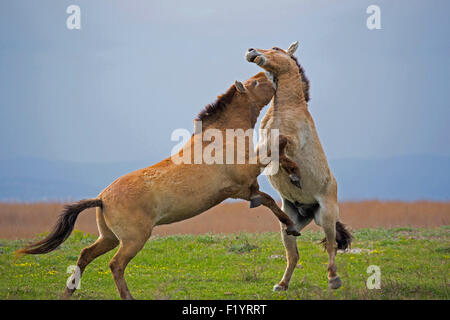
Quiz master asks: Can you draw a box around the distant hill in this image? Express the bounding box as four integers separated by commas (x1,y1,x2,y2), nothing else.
0,155,449,202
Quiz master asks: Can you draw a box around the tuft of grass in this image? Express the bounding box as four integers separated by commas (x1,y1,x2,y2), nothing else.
0,227,448,300
225,234,259,254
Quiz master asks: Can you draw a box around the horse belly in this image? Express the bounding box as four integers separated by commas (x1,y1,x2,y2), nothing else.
267,170,316,204
152,173,237,225
266,119,333,203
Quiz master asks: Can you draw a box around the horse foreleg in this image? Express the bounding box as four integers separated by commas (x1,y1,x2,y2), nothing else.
278,135,302,189
249,181,262,208
258,191,300,237
280,155,302,189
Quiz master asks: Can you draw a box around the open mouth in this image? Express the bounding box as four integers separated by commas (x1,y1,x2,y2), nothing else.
246,54,258,63
246,51,266,66
246,50,260,63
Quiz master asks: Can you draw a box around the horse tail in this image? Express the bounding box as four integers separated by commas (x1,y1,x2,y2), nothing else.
335,221,352,250
16,199,102,256
320,221,353,250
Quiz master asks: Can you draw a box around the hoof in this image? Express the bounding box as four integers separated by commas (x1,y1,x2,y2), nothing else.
285,225,301,237
289,174,302,189
273,284,288,292
60,293,72,300
249,195,262,208
61,287,75,300
328,276,342,290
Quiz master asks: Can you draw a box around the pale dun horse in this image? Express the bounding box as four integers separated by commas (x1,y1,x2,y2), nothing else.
16,72,303,300
246,42,352,290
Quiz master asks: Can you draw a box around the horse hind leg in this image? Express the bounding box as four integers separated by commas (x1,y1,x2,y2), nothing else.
273,199,314,291
62,208,119,299
273,224,299,291
107,211,153,300
63,235,119,299
315,199,342,289
273,200,299,291
109,234,150,300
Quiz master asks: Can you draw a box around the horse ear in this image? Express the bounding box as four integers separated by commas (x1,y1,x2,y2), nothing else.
235,81,245,93
287,41,299,56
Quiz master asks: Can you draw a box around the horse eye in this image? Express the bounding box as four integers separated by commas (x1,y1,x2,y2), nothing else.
272,47,279,51
253,80,259,86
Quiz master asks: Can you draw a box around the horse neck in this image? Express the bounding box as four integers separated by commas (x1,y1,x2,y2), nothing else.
274,69,308,112
203,99,259,131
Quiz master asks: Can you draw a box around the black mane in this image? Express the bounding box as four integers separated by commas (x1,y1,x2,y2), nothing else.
290,55,310,102
196,85,237,123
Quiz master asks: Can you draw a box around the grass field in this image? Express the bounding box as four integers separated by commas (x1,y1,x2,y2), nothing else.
1,226,448,300
1,201,449,238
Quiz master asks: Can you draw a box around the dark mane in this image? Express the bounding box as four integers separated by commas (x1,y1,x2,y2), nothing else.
196,84,237,123
290,55,310,102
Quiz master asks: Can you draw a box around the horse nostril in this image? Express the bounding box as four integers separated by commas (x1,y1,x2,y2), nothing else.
248,48,254,52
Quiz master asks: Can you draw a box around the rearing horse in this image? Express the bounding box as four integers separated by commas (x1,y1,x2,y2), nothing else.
246,42,352,291
17,71,302,300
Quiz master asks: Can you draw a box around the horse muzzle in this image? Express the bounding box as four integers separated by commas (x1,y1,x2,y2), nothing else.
246,49,266,66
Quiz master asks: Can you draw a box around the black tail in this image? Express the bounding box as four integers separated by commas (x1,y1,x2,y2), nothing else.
335,221,352,250
321,221,353,251
16,199,102,256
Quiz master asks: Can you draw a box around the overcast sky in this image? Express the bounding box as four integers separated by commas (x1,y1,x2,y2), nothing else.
1,0,449,164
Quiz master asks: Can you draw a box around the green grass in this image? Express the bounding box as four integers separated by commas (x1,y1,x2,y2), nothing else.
0,227,449,300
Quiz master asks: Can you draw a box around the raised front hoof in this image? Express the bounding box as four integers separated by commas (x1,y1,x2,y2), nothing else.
285,225,301,237
289,174,302,189
328,276,342,290
273,283,288,292
249,195,262,208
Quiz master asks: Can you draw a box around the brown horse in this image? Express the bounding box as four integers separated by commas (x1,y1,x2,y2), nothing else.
17,71,302,300
246,43,352,291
